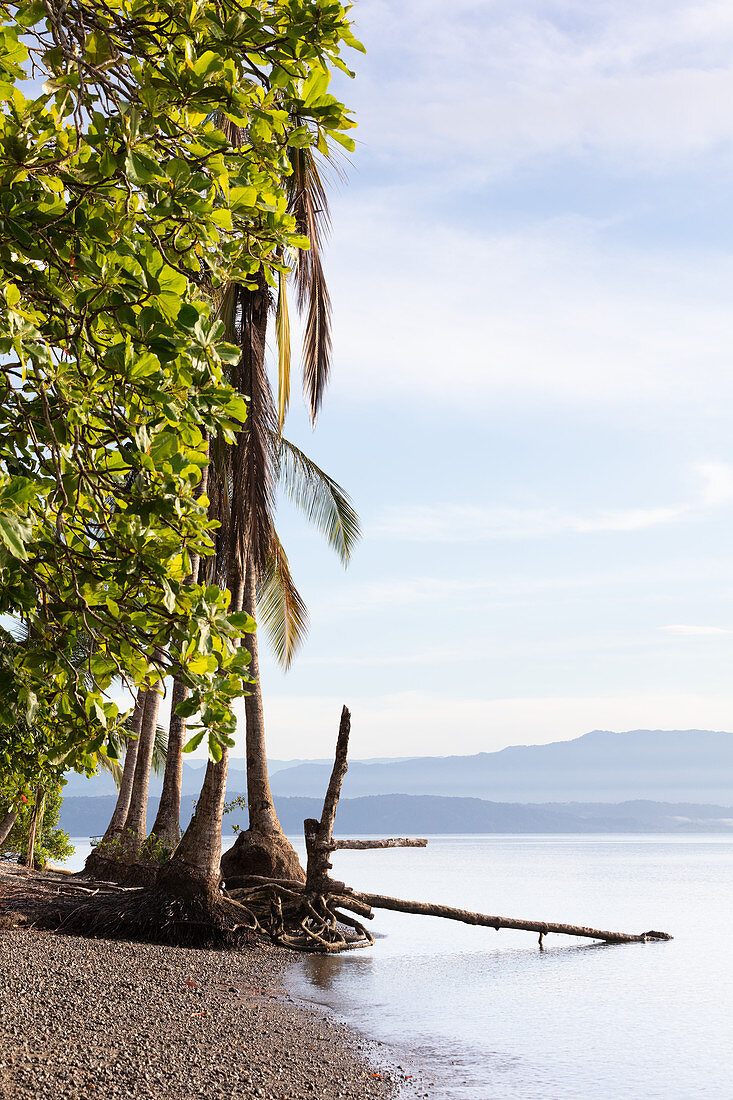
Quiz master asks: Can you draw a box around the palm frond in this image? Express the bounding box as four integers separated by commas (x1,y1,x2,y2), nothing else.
275,268,291,431
151,721,168,777
229,278,279,578
257,535,309,670
277,437,360,565
97,753,123,788
288,143,333,424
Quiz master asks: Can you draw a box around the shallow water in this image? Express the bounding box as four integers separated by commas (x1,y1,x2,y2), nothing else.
63,834,732,1097
284,835,733,1099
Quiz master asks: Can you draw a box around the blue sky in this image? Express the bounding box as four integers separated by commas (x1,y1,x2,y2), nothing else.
153,1,733,757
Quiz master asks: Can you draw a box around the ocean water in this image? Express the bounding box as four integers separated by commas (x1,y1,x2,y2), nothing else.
63,835,733,1097
285,835,733,1099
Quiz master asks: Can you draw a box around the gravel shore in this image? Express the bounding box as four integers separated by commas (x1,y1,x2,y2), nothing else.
0,926,409,1100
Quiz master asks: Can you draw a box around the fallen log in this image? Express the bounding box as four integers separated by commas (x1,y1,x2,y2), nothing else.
223,704,673,952
331,838,428,851
340,887,672,945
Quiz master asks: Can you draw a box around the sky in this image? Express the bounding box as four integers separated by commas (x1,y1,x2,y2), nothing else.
153,2,733,758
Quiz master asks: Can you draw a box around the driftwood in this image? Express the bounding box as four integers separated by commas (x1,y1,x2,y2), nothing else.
340,889,670,946
223,706,673,952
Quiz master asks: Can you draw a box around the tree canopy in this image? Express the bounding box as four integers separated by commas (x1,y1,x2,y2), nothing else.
0,0,361,768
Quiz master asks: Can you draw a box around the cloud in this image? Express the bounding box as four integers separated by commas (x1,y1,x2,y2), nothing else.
371,503,687,542
320,4,733,418
696,461,733,506
370,462,733,542
349,0,733,176
659,624,731,636
326,210,733,413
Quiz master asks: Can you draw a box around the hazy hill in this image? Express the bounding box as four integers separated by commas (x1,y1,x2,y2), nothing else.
61,756,403,798
58,793,733,837
270,729,733,804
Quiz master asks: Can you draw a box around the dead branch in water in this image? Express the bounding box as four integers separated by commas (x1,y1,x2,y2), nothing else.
340,887,671,945
224,705,674,952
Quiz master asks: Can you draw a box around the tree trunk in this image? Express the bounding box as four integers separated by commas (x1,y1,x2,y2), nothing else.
84,689,146,876
220,562,304,885
121,685,163,859
149,674,187,852
25,787,45,870
158,554,239,900
0,810,17,846
157,752,229,899
107,691,146,835
243,563,281,835
150,459,208,854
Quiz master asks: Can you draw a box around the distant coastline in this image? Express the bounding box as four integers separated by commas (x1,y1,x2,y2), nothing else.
59,792,733,837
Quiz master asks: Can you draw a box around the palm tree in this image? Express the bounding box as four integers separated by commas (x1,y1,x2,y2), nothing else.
84,687,169,876
161,136,357,892
147,462,210,853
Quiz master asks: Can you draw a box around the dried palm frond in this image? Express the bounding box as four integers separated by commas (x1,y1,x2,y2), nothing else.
257,535,309,670
288,143,333,424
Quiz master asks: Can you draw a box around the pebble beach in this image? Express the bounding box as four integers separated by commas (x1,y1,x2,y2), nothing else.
0,899,411,1100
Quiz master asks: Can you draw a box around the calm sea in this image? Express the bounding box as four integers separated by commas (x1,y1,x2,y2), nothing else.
66,834,733,1098
287,835,733,1099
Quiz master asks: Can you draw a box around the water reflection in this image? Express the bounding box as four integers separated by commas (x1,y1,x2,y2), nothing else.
297,951,372,992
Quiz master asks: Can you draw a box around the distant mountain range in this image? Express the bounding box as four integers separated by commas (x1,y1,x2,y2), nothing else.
61,756,407,799
59,793,733,837
62,730,733,826
269,729,733,804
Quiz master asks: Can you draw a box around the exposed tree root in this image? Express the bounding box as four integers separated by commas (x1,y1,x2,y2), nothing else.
220,705,673,953
54,887,260,947
227,879,374,952
0,865,259,947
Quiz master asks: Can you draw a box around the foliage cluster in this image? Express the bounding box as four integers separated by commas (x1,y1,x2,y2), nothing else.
0,786,73,868
0,0,361,775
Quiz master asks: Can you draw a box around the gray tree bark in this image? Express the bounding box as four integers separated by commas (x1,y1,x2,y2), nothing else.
149,674,187,851
84,690,146,876
157,752,229,898
0,810,17,846
219,563,304,885
25,787,45,870
106,690,146,836
122,683,163,855
243,562,281,835
150,459,209,854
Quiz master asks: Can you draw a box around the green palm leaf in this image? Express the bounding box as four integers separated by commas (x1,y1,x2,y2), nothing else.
277,437,360,565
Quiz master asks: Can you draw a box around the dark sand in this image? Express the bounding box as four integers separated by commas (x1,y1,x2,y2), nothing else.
0,869,417,1100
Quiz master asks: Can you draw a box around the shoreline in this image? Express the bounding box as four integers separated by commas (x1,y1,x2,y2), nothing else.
0,865,419,1100
283,969,442,1100
0,927,410,1100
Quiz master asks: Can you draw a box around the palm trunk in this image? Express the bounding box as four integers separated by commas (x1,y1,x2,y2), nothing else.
149,459,209,854
25,787,45,870
84,690,146,875
157,556,239,899
243,562,281,834
106,690,146,835
220,562,304,884
157,751,229,898
149,674,187,851
0,810,17,846
123,686,162,854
